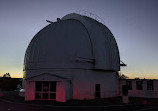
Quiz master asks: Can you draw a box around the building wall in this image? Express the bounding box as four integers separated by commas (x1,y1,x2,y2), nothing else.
24,69,119,101
72,70,119,100
25,81,35,101
56,81,65,102
24,73,71,102
120,79,158,98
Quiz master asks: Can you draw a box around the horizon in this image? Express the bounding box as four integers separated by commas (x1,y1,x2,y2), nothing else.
0,0,158,79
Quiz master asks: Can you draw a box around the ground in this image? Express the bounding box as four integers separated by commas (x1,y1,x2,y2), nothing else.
0,91,158,111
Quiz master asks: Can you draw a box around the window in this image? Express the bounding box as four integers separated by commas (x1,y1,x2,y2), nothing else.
35,93,42,99
136,81,143,90
95,84,101,98
35,81,56,100
43,81,49,92
126,81,132,90
147,80,154,90
50,82,56,92
122,85,128,96
50,93,56,99
35,81,42,91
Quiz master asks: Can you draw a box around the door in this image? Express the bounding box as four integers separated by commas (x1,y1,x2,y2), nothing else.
122,85,128,96
95,84,101,98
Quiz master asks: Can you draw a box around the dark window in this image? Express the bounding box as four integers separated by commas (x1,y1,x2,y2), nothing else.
122,85,128,96
43,93,49,99
136,81,143,90
43,81,49,92
35,81,42,91
50,82,56,92
35,93,42,99
147,80,154,90
35,81,56,100
126,81,132,90
50,93,56,99
95,84,101,98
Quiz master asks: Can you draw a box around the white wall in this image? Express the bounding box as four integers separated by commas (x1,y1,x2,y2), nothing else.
25,81,35,101
120,79,158,98
24,69,119,101
24,73,72,102
56,81,65,102
72,70,119,100
55,81,72,102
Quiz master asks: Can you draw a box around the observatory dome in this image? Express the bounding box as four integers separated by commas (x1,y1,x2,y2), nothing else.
24,13,120,72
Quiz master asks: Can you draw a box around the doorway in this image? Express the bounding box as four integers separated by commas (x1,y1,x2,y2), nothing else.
95,84,101,98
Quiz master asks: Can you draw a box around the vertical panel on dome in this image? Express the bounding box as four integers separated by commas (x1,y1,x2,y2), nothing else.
62,13,120,71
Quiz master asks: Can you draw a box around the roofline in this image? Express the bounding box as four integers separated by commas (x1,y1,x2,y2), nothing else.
25,73,69,80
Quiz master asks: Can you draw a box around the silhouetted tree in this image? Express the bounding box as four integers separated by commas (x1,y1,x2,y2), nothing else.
119,73,129,79
134,77,140,80
3,73,11,78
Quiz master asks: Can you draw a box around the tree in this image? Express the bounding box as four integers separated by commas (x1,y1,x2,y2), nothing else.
134,77,140,80
3,73,11,78
119,73,129,79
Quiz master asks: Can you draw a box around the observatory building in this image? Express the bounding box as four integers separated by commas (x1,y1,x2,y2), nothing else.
23,13,120,102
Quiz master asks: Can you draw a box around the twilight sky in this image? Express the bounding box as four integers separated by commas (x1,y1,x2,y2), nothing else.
0,0,158,78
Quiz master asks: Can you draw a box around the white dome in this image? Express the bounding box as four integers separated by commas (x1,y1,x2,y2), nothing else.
24,13,120,72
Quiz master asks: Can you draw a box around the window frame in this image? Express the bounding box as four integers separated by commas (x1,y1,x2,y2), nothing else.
147,80,154,90
35,81,56,100
126,80,132,90
136,81,143,90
